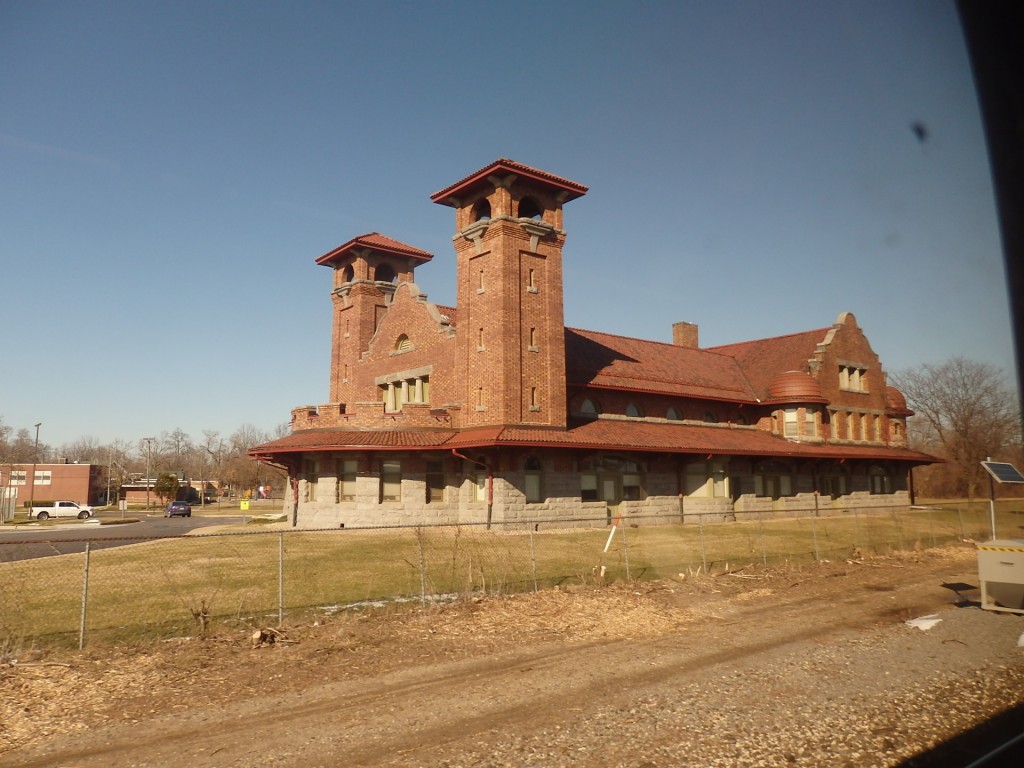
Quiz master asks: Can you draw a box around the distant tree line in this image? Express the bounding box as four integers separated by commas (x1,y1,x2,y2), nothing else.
0,420,288,501
891,357,1023,500
3,357,1021,503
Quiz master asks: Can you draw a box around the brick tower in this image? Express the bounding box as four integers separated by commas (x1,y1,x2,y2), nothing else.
315,233,433,405
431,159,588,429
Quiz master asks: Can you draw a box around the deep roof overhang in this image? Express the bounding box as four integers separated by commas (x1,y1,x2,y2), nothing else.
250,423,938,466
315,232,433,268
430,158,588,207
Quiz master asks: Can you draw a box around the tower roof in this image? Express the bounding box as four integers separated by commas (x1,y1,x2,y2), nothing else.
315,232,433,267
430,158,588,207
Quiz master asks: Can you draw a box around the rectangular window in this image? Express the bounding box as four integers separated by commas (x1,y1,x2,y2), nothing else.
34,470,52,486
425,461,445,503
304,460,318,502
337,459,357,502
380,461,402,502
474,471,488,502
622,473,643,501
829,475,849,499
783,409,798,438
580,473,598,501
524,472,542,503
10,470,26,485
804,409,817,437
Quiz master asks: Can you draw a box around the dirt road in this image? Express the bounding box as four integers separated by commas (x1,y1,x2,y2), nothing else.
3,544,1023,767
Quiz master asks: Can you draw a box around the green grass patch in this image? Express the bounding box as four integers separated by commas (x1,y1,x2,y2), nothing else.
1,502,1016,650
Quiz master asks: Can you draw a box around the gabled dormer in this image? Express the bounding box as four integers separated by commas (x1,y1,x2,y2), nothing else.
316,233,433,404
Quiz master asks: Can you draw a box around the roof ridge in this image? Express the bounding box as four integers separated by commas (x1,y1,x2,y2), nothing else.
566,326,737,359
706,326,831,350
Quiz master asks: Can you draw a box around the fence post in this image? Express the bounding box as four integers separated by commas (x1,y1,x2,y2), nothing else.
621,522,631,581
927,505,935,548
529,525,538,592
78,542,91,650
697,511,708,574
758,510,767,567
810,511,820,562
417,527,427,603
278,532,285,626
892,507,905,552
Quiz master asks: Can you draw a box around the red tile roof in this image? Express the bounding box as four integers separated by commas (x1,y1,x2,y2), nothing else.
706,328,831,398
565,328,757,402
315,232,434,267
431,158,588,207
252,421,934,464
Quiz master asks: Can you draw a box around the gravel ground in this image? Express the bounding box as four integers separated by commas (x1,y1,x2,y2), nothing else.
3,544,1023,767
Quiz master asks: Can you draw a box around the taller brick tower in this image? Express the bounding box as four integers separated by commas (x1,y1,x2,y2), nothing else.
431,159,588,429
316,233,434,405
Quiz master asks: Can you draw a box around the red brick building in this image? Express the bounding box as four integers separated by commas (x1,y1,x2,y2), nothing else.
251,159,934,527
1,462,101,508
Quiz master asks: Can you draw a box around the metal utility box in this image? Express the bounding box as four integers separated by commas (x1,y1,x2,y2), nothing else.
977,540,1024,614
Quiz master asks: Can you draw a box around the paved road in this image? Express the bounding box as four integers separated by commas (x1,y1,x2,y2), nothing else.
0,513,250,563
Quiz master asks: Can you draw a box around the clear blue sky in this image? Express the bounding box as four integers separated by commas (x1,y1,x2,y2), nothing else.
1,0,1014,450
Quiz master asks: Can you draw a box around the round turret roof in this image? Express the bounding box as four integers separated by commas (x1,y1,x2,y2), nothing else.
766,371,828,403
886,385,913,416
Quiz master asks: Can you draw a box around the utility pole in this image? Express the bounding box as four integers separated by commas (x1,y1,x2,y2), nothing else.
28,423,41,512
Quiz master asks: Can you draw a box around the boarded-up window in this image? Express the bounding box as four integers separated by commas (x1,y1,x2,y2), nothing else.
425,461,445,503
379,461,401,502
337,459,357,502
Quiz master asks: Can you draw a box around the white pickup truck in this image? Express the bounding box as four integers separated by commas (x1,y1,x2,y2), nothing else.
30,501,94,520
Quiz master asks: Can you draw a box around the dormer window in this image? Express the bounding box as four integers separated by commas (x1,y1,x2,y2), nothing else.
626,403,644,418
579,398,600,415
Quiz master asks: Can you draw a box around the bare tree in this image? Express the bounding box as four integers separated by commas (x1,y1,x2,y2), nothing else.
892,357,1021,499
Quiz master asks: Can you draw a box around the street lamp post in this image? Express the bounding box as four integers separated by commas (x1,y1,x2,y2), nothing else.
143,437,155,510
28,423,41,512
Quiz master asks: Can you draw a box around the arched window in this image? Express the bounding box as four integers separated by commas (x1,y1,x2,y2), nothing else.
666,407,682,421
625,403,644,418
704,411,719,424
472,198,491,221
518,196,543,220
394,334,412,352
375,264,397,283
579,398,600,415
341,264,354,283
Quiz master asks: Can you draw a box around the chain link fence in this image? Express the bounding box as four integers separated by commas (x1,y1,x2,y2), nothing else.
0,502,1003,651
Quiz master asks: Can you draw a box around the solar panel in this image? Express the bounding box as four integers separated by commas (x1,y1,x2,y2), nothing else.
981,461,1024,484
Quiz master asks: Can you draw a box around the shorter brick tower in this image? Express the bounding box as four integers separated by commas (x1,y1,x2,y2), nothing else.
315,233,433,405
431,159,587,429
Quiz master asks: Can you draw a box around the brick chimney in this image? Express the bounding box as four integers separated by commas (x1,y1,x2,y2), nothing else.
672,321,699,348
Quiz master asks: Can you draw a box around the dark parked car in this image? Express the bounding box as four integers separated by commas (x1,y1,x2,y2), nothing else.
165,501,192,518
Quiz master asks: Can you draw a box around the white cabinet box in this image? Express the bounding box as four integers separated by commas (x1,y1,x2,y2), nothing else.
977,540,1024,614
